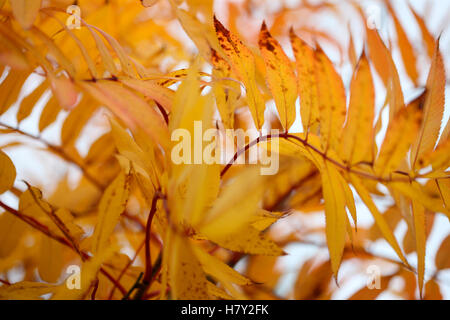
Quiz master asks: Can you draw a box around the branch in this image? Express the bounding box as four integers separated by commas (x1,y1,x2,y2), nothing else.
130,192,163,300
0,121,104,190
0,200,127,295
107,240,145,300
220,132,414,183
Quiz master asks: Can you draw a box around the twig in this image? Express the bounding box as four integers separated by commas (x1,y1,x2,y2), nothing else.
0,121,104,190
220,132,414,184
0,199,127,295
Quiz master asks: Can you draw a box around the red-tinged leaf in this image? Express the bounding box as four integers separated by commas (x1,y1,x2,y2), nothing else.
49,75,78,110
214,16,265,129
79,81,169,149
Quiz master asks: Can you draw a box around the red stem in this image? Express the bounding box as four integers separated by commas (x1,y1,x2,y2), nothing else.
220,133,413,183
143,194,161,284
0,200,128,296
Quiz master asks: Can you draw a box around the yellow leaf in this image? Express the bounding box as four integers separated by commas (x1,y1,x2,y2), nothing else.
251,209,285,231
424,280,442,300
205,226,284,256
29,27,75,78
194,246,252,286
315,46,346,151
181,164,221,227
349,275,393,300
80,81,169,150
411,199,426,298
198,168,263,239
20,185,84,250
91,168,131,254
11,0,41,30
0,281,54,300
390,182,448,219
289,30,320,133
211,48,240,128
351,175,409,266
52,208,84,243
214,16,265,129
48,74,78,110
0,71,28,115
258,22,297,131
340,53,375,166
435,235,450,270
0,32,29,70
207,282,234,300
109,118,159,189
336,171,357,230
141,0,159,7
38,96,61,132
411,39,446,168
420,138,450,170
120,78,173,113
385,1,419,85
52,246,115,300
0,149,16,194
409,5,436,60
86,24,118,76
87,25,136,78
0,211,27,258
60,96,97,145
374,103,422,177
167,233,210,300
320,161,347,278
366,27,404,119
38,235,65,283
17,79,48,123
174,8,220,62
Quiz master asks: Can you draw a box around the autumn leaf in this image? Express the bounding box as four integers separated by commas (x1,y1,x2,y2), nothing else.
166,232,210,300
365,26,404,120
91,167,131,254
214,16,265,129
259,22,297,131
384,1,419,85
11,0,41,30
0,150,15,194
289,29,320,133
0,0,448,302
411,199,426,298
315,46,346,151
435,235,450,270
411,38,446,168
340,52,375,165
